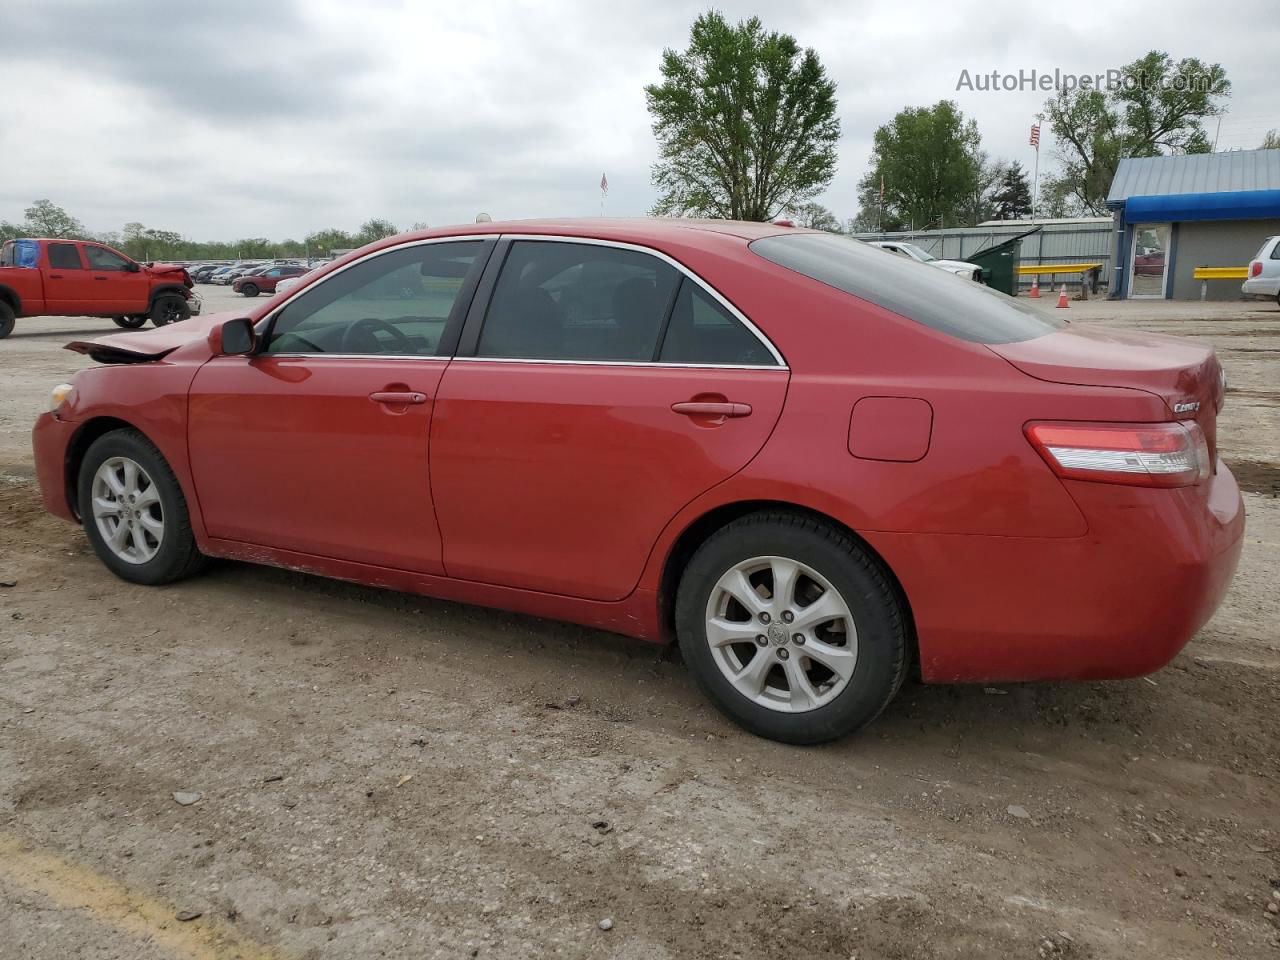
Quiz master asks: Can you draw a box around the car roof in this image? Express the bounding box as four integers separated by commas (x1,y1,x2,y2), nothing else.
398,217,807,245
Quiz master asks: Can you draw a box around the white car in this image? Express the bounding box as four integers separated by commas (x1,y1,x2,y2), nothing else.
868,241,983,282
1242,236,1280,306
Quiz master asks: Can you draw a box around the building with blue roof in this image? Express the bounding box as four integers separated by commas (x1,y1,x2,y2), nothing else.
1105,148,1280,300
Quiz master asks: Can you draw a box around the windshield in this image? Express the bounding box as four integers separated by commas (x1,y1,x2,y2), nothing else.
752,232,1064,345
895,242,936,263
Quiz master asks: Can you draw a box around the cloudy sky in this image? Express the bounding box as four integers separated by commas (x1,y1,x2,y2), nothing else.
1,0,1276,241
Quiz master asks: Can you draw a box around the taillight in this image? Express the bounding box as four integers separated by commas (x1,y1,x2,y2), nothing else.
1025,421,1210,488
1251,261,1263,277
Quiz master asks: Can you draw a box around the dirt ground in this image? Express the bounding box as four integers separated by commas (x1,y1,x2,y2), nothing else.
1,289,1279,959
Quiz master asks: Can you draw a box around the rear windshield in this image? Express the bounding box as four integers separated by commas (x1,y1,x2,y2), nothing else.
750,232,1065,344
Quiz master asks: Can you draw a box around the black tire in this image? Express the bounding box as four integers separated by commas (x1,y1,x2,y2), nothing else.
149,293,190,327
675,512,908,745
77,429,206,585
240,283,259,298
0,301,14,339
112,315,147,329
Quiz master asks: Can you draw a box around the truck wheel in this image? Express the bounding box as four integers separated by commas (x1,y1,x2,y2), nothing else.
112,315,148,329
0,301,14,339
240,283,259,298
149,294,190,327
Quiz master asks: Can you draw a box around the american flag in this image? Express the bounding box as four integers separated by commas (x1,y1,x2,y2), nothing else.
1029,123,1041,148
600,173,609,193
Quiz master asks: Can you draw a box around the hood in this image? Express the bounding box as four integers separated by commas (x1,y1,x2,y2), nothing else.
934,258,979,272
66,311,233,364
146,261,193,285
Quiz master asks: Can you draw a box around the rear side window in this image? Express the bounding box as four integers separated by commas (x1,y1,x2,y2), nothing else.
47,243,83,269
1271,238,1280,260
659,279,773,366
477,241,679,361
751,232,1064,344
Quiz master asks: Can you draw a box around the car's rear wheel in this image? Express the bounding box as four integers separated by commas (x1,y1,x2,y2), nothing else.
240,283,259,297
112,315,147,329
149,294,190,327
78,429,206,585
676,512,908,745
0,301,14,339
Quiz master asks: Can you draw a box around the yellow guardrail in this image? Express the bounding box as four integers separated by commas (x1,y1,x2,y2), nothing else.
1016,262,1103,276
1192,266,1248,280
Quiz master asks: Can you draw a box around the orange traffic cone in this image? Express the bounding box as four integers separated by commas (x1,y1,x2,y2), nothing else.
1029,276,1040,299
1055,284,1069,309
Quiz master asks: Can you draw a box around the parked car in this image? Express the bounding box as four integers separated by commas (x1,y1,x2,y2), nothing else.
191,264,225,283
31,221,1243,744
215,263,265,285
0,237,197,338
868,240,983,281
273,269,315,295
233,264,308,297
1242,236,1280,306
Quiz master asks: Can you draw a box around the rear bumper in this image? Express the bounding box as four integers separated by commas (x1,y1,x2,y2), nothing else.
867,462,1245,683
1242,277,1279,297
32,411,78,523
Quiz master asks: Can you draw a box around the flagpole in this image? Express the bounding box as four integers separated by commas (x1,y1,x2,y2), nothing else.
1031,113,1043,221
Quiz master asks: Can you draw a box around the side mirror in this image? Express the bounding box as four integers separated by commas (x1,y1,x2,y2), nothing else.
125,261,141,272
218,317,256,356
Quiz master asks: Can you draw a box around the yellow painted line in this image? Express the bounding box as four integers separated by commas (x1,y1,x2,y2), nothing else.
1193,266,1248,280
1016,262,1103,275
0,833,290,960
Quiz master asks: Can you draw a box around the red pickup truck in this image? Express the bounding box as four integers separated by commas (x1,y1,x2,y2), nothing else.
0,237,198,339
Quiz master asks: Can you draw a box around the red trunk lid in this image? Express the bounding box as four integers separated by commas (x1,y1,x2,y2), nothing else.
988,323,1223,459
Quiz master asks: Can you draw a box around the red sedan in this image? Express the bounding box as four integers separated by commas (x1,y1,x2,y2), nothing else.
232,264,308,297
31,220,1244,744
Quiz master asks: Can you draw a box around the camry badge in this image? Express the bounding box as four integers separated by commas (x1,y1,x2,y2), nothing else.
1173,400,1200,414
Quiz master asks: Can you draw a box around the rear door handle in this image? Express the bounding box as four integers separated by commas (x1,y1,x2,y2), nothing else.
369,391,427,405
48,273,64,279
671,401,752,418
94,275,109,280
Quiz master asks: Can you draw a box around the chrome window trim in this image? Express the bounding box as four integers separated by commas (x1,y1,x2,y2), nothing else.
491,233,787,368
253,234,493,338
448,356,784,371
254,231,789,371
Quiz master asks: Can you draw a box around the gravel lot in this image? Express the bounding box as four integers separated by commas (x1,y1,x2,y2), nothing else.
1,288,1278,959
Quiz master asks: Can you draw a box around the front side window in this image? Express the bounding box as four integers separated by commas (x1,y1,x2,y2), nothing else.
47,243,83,270
752,232,1065,345
476,241,679,361
265,241,484,356
659,279,773,366
84,245,131,271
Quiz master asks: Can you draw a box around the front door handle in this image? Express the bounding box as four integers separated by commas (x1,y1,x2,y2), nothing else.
370,391,427,405
94,275,109,280
671,401,752,418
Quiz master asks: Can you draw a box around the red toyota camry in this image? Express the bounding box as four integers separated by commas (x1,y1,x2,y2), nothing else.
31,220,1244,744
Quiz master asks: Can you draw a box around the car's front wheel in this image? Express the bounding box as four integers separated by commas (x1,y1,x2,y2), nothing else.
676,512,908,745
112,315,147,329
240,283,259,297
149,294,190,327
0,301,14,339
78,429,206,585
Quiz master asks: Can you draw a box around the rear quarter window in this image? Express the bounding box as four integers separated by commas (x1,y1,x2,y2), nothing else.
750,232,1064,345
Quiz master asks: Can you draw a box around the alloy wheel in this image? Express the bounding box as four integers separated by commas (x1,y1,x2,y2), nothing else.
91,456,164,564
704,555,857,713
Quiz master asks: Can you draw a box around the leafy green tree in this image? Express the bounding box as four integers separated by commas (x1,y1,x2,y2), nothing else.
645,12,840,220
988,161,1033,220
1044,51,1230,214
23,199,86,238
354,218,398,246
855,101,981,232
1262,130,1280,150
303,228,357,256
786,202,841,231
